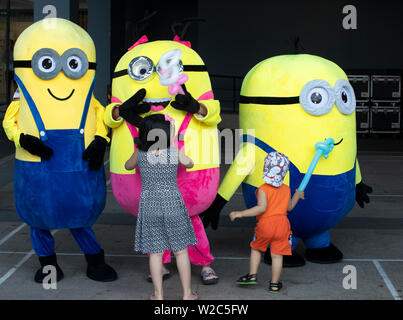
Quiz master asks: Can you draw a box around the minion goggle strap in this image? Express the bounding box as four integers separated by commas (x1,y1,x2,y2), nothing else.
240,79,356,116
13,48,96,80
239,96,300,105
112,55,207,80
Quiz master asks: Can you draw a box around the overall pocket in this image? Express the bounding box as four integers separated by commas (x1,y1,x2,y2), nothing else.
43,130,84,173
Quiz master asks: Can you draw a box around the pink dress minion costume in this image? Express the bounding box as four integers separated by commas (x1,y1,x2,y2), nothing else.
104,35,221,276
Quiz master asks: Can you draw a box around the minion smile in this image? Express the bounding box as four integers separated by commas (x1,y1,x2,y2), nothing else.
334,138,343,146
143,97,172,111
48,88,75,101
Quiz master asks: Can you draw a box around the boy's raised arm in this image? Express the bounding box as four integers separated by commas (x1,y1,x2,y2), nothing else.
288,190,305,212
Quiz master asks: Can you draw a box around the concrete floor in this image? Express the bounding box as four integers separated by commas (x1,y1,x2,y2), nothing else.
0,121,403,300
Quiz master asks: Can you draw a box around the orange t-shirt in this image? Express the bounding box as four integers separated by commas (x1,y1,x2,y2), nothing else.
256,183,290,221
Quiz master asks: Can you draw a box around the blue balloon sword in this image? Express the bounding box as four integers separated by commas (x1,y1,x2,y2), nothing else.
297,138,335,191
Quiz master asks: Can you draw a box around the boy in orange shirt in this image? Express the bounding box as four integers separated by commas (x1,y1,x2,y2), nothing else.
230,151,304,293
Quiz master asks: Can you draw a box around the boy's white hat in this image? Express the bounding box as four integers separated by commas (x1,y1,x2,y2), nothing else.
263,152,290,187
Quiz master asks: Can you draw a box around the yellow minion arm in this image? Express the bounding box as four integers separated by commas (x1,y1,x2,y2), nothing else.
355,158,362,185
104,103,124,129
217,142,256,201
3,101,22,148
93,98,110,143
195,99,221,126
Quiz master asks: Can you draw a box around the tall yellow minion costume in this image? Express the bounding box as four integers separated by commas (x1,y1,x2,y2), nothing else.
202,54,372,265
104,35,221,271
2,18,117,282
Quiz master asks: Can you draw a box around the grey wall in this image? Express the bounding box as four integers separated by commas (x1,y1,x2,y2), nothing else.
198,0,403,76
88,0,111,105
34,0,79,22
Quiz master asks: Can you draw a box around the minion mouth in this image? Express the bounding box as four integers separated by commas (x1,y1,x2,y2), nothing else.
334,138,343,146
48,88,75,101
143,97,172,111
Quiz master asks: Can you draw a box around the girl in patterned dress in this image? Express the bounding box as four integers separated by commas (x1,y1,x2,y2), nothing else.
125,114,198,300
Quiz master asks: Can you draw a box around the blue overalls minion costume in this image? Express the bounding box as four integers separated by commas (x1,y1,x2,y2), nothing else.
202,55,373,266
3,18,117,283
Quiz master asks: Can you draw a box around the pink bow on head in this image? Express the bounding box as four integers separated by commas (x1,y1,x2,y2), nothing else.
173,35,191,48
128,35,149,51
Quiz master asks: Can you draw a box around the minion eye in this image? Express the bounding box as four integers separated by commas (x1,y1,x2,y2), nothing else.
31,48,61,80
300,79,335,116
39,56,56,73
67,56,82,72
309,89,327,105
334,79,356,115
61,48,89,79
128,56,154,81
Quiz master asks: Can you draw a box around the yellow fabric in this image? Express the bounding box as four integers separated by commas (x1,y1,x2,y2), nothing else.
92,98,110,143
106,39,221,174
14,18,95,63
355,159,362,184
104,103,123,128
3,101,22,148
218,142,256,201
7,18,107,162
219,54,359,201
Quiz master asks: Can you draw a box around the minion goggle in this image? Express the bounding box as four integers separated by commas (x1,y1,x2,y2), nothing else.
13,48,96,80
112,55,207,81
240,79,356,116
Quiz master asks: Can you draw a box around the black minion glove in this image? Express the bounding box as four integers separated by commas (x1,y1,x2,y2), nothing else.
118,88,150,127
200,194,228,230
356,181,373,208
19,133,53,160
170,84,200,114
82,135,108,171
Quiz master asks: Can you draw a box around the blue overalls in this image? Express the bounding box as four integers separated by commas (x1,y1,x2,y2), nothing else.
241,135,356,250
14,75,106,257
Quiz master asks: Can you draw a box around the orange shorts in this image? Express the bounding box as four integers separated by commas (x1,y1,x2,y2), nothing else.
250,215,292,255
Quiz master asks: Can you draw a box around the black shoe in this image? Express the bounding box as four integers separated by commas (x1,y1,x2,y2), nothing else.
263,250,306,267
84,249,117,282
269,281,283,294
34,253,64,283
236,273,257,285
305,243,343,264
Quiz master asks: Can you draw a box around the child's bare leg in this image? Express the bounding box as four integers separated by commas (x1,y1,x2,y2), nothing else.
270,253,283,285
249,248,261,275
149,252,164,300
174,249,197,300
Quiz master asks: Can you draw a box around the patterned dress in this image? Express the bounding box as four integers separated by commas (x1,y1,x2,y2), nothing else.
135,147,198,254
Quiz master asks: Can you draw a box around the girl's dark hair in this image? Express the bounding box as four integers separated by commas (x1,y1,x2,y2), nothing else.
134,114,171,152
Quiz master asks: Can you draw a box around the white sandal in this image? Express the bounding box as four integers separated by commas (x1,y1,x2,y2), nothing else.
201,267,219,285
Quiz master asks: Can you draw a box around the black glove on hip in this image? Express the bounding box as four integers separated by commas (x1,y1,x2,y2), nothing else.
19,133,53,160
356,181,373,208
82,135,108,171
118,88,150,126
171,84,200,114
200,193,228,230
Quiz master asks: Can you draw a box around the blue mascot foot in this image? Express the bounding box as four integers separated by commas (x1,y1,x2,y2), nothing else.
305,243,343,264
85,249,117,282
34,253,64,283
263,250,306,267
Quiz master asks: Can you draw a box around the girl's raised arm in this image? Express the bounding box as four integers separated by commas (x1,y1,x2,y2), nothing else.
125,149,139,170
178,148,194,169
